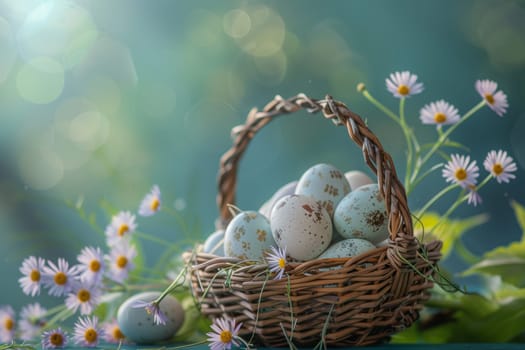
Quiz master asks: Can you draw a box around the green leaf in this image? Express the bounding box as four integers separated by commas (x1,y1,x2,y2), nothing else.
511,200,525,240
463,255,525,287
414,212,488,260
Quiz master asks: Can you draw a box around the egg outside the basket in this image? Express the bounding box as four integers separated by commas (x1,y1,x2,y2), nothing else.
184,94,442,347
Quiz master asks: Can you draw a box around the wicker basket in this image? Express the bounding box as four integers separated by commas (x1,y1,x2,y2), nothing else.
184,94,442,347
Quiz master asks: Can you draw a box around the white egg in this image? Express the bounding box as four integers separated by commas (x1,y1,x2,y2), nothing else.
259,181,297,219
333,184,389,244
344,170,374,190
270,194,332,261
295,163,350,216
203,230,225,256
318,238,376,259
224,211,276,261
117,292,185,344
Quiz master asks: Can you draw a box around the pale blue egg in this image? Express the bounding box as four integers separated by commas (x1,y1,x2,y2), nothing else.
333,184,389,244
203,229,225,256
117,292,184,344
224,211,276,261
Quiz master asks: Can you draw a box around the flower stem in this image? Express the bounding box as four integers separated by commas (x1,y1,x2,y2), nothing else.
154,265,188,304
416,183,458,219
361,90,400,124
399,97,415,189
134,231,174,247
410,100,486,185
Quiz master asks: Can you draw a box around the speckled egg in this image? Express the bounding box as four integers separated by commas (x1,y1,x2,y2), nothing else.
318,238,377,259
344,170,374,191
259,181,297,219
295,163,350,217
333,184,389,244
117,292,185,344
270,194,332,261
224,211,276,261
202,229,225,256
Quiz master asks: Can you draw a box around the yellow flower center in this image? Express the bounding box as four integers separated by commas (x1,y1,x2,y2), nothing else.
50,333,64,346
5,318,14,331
118,224,129,237
84,328,98,343
112,327,125,340
397,84,410,96
89,260,101,272
116,256,128,268
484,93,495,105
150,198,160,211
30,269,41,282
54,272,67,285
434,112,447,124
278,258,286,269
220,330,232,344
77,289,91,303
493,163,504,175
455,168,467,181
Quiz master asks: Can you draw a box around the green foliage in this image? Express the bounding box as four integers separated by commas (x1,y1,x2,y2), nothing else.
394,201,525,343
414,212,488,260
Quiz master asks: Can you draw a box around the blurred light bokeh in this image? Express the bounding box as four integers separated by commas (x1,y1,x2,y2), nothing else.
1,0,524,308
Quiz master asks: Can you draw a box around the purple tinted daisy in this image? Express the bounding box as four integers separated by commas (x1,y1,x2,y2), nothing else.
483,150,517,184
102,319,127,344
0,305,15,343
206,317,242,350
19,256,45,296
266,246,287,280
105,240,137,283
18,302,48,341
138,185,162,216
73,316,104,347
442,154,479,188
419,100,460,127
475,79,508,116
386,71,424,98
77,246,105,285
65,282,102,315
41,258,80,297
132,299,168,325
105,211,137,246
41,328,68,349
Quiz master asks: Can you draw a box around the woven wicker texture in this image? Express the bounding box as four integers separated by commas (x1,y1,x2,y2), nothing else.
184,94,442,347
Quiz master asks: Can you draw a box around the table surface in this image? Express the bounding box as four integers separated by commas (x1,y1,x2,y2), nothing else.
92,343,523,350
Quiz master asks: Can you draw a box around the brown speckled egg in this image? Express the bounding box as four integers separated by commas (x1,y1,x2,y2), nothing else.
270,194,332,261
224,211,275,261
333,184,389,244
295,163,350,217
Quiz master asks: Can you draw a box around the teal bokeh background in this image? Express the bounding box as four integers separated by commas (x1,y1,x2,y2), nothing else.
1,0,524,312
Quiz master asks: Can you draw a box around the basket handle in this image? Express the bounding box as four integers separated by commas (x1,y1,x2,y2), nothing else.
216,94,413,241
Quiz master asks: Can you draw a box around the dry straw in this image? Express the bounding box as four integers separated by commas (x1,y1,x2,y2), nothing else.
183,94,442,347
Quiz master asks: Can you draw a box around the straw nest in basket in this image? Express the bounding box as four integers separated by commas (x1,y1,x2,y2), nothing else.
183,94,442,347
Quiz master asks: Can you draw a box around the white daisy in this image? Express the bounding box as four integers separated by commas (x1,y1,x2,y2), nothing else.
138,185,162,217
65,282,102,315
102,319,127,344
18,303,48,341
206,317,242,350
0,305,15,343
419,100,460,126
483,150,517,184
41,327,68,349
105,211,137,246
386,71,424,98
475,79,508,117
442,154,479,188
105,240,137,283
19,256,46,297
132,299,168,325
42,258,80,297
77,246,105,285
73,316,104,348
467,186,483,207
266,246,287,280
